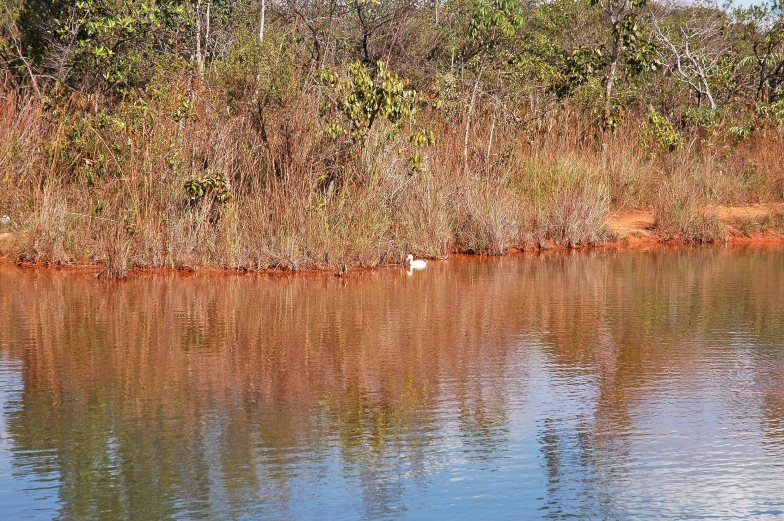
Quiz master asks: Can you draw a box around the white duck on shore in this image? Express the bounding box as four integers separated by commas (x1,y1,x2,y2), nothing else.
405,254,427,270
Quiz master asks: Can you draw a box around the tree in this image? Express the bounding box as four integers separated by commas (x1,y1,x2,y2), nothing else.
591,0,658,124
16,0,190,93
0,0,40,93
462,0,523,170
654,3,731,110
735,2,784,103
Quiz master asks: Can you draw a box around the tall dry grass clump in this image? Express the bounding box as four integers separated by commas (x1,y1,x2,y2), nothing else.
653,174,727,243
26,182,68,262
522,154,613,246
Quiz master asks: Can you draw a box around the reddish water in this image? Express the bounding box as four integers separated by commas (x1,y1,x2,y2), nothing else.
1,247,784,519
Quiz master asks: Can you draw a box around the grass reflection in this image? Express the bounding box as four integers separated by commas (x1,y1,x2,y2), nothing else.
1,246,784,519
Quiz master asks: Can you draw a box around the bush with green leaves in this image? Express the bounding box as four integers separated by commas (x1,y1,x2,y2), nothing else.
184,173,234,205
469,0,524,39
683,107,717,129
755,99,784,126
319,61,435,174
641,109,683,151
17,0,188,93
320,61,433,144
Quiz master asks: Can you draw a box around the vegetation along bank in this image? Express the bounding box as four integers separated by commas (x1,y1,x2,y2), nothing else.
1,0,784,277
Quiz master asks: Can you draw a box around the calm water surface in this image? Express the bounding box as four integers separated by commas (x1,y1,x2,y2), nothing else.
1,247,784,520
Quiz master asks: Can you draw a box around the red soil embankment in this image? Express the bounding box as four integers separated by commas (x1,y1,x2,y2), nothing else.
608,203,784,247
607,210,658,246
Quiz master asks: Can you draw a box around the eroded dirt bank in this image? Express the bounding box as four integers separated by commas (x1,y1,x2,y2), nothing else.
606,203,784,248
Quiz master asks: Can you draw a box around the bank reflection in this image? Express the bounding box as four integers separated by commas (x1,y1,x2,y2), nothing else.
1,245,783,519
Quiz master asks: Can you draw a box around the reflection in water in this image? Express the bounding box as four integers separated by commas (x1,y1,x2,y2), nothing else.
1,246,784,519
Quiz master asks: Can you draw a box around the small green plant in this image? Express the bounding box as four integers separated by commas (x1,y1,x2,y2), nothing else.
683,107,717,129
174,99,196,122
727,121,752,141
47,113,112,185
755,100,784,126
641,110,683,151
184,173,234,204
91,200,106,216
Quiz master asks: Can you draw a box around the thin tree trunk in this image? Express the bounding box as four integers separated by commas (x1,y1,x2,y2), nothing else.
604,33,620,124
486,76,501,174
464,68,482,174
204,0,211,69
699,74,716,110
259,0,266,42
13,38,40,97
254,0,266,111
195,0,202,70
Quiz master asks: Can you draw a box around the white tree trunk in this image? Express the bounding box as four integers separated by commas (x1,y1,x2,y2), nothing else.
204,0,211,69
486,91,499,173
464,69,482,174
259,0,266,43
195,0,202,69
604,33,620,123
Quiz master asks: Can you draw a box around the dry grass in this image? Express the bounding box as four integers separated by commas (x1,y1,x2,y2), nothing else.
728,214,784,237
653,175,728,243
1,83,783,276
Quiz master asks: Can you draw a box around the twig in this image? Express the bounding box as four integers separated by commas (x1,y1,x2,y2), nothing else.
67,212,123,223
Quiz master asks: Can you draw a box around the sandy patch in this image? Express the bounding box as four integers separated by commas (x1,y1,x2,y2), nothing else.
608,204,784,244
608,210,656,240
705,203,784,221
0,232,15,254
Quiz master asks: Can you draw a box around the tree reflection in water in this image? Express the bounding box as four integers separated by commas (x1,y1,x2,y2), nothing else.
1,246,784,519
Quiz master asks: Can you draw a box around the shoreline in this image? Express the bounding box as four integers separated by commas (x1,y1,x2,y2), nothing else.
2,207,784,279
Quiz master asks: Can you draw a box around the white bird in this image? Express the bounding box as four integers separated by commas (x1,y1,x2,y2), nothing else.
405,254,427,270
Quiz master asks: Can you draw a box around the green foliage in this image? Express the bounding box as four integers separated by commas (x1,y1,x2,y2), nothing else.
728,120,753,141
0,1,22,75
184,173,234,204
469,0,524,40
45,111,111,185
320,61,433,149
216,30,300,112
756,99,784,125
554,46,605,99
709,56,738,102
18,0,188,92
641,110,683,151
429,73,462,117
618,15,660,75
684,107,717,128
7,0,781,134
173,99,196,122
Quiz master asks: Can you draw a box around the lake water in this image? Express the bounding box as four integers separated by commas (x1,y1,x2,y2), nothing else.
1,247,784,520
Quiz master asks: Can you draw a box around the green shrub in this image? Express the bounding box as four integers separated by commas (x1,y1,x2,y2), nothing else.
641,110,683,151
184,173,234,204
